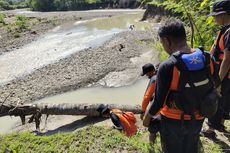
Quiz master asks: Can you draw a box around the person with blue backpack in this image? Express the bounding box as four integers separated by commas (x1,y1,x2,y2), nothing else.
143,19,219,153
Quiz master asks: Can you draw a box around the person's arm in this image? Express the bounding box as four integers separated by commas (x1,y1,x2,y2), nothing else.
141,82,155,120
219,30,230,81
219,50,230,80
141,83,156,112
143,62,173,127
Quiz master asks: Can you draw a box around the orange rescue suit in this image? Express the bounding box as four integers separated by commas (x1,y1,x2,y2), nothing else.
141,76,156,112
210,28,230,79
111,109,137,137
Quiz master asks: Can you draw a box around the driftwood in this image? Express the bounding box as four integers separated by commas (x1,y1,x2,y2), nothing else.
0,103,141,130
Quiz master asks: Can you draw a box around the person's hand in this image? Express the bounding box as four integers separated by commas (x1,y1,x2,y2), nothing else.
140,112,144,120
216,85,222,97
143,113,152,127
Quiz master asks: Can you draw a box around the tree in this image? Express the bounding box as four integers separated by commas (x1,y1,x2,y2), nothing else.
30,0,55,11
150,0,216,49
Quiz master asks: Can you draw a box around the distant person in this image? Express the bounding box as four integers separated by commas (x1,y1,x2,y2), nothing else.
97,104,137,137
202,0,230,137
140,63,160,144
129,24,135,30
143,19,217,153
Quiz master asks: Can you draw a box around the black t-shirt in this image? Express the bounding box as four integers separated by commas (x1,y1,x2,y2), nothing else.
222,25,230,51
148,56,176,116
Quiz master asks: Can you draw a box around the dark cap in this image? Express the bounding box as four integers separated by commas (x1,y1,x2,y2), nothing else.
97,104,110,115
141,63,155,76
208,0,230,16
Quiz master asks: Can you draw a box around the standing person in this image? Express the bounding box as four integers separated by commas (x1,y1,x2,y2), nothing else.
203,0,230,137
143,19,217,153
97,104,137,137
140,63,160,144
140,63,157,115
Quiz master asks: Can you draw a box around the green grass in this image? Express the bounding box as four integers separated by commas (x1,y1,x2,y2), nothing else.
0,125,225,153
0,13,6,25
0,126,154,153
15,15,30,32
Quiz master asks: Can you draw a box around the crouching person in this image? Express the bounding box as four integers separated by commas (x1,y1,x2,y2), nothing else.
97,104,137,137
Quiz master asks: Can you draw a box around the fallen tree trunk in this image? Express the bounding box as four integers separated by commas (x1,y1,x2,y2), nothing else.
0,103,141,130
0,103,141,117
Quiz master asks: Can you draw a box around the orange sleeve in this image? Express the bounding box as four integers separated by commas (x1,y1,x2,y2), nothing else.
141,83,156,112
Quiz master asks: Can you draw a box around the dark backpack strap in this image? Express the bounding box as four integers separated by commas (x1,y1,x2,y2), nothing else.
203,51,216,88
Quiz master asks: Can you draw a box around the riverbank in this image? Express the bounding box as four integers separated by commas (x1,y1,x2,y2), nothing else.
0,126,225,153
0,9,161,135
0,30,159,106
0,9,144,55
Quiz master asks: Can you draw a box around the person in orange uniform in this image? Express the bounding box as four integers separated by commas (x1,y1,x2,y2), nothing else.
143,19,217,153
202,0,230,137
97,104,137,137
140,63,160,144
140,63,157,114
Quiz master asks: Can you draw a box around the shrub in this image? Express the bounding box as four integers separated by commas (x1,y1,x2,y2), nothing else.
149,0,217,50
15,15,29,32
0,13,6,25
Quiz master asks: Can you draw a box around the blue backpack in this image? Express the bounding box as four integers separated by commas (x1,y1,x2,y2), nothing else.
168,49,218,119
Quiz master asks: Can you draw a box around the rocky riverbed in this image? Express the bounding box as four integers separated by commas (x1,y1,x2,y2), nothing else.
0,30,159,106
0,9,161,135
0,8,160,106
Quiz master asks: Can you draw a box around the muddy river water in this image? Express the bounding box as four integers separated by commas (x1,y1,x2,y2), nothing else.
0,11,156,134
0,12,150,85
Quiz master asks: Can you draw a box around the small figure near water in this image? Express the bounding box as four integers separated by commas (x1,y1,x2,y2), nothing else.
129,24,135,30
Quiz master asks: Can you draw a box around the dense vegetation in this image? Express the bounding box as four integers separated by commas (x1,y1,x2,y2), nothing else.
27,0,144,11
149,0,216,51
0,126,223,153
1,0,144,11
0,0,28,10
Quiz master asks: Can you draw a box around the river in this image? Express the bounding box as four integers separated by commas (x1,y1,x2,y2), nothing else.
0,11,156,134
0,12,150,85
